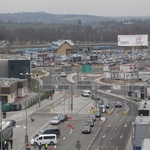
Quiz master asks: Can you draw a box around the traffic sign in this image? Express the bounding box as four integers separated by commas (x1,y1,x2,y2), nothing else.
43,84,55,89
77,85,92,90
90,55,98,61
77,80,92,85
82,65,91,73
58,84,70,90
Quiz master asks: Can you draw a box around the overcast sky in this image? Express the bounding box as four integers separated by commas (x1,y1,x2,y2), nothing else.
1,0,150,17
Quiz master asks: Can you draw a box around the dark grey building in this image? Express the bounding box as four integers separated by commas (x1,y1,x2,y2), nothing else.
0,55,30,79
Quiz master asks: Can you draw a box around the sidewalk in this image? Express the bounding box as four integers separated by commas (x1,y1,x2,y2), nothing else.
6,91,65,122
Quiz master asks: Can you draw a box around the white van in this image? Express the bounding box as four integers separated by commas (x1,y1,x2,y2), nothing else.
30,134,57,146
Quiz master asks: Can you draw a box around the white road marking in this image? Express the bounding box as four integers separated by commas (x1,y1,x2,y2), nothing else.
120,134,123,138
102,134,106,138
124,123,127,127
108,123,111,127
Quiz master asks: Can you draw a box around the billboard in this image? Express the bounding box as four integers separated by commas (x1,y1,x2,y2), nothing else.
118,34,148,46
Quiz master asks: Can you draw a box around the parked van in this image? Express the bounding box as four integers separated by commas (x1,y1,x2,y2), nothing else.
30,134,57,146
35,128,60,137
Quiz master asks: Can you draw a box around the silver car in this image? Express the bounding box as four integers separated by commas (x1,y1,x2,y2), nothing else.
50,116,61,125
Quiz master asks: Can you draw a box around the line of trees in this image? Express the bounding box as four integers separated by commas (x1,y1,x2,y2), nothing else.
0,19,150,45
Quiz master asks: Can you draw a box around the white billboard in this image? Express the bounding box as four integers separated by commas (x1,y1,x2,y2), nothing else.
118,34,148,46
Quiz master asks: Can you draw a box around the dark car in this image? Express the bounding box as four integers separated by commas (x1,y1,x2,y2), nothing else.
7,120,16,126
82,124,92,134
58,114,68,122
86,118,94,127
91,94,100,100
115,101,122,108
35,128,60,137
95,111,101,118
88,114,96,121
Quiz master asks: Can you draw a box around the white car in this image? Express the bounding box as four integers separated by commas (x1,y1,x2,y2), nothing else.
81,90,91,94
50,116,61,125
81,91,90,97
60,72,67,77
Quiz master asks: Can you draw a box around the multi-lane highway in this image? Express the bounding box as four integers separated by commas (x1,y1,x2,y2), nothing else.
10,66,139,150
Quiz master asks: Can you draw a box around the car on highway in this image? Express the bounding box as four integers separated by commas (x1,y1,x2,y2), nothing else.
82,124,92,134
58,114,68,122
103,100,110,108
91,94,100,100
88,114,96,121
95,110,101,118
81,90,90,97
50,116,61,125
86,118,94,127
115,101,122,108
81,90,91,94
60,72,67,77
99,105,106,113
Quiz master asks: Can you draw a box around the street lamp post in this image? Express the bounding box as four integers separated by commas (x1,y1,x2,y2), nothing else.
25,101,28,149
20,73,31,149
0,93,2,150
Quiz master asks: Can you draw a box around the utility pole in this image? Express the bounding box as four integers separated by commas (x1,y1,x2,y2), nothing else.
0,86,2,150
95,85,98,109
49,67,53,100
70,84,73,111
124,74,126,97
77,65,79,80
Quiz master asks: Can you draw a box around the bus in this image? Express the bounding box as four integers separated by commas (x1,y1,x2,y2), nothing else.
0,121,13,143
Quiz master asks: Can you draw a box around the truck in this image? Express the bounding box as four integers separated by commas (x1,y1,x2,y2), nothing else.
0,120,13,147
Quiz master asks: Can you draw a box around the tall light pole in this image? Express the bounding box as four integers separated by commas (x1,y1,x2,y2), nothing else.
20,73,31,148
0,86,2,150
25,101,28,148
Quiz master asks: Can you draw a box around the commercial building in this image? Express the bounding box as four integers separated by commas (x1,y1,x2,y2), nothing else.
132,101,150,150
141,139,150,150
0,54,30,79
0,78,28,104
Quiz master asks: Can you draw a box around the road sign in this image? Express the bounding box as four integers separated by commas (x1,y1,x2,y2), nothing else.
58,84,70,90
77,80,92,85
43,84,55,89
77,85,92,90
113,85,121,90
82,65,91,73
90,55,98,61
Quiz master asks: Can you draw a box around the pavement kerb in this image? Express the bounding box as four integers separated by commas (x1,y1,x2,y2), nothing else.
7,91,65,122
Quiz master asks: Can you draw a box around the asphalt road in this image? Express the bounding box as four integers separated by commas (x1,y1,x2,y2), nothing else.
9,66,139,150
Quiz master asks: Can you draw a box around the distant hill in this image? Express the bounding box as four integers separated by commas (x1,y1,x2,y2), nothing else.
0,12,149,25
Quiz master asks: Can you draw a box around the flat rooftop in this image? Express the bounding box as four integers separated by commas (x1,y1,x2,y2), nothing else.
135,116,150,125
0,54,29,60
139,100,150,110
0,78,26,87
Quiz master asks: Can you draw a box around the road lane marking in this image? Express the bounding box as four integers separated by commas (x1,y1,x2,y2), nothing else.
86,123,102,150
120,134,123,138
102,134,106,138
124,123,127,127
